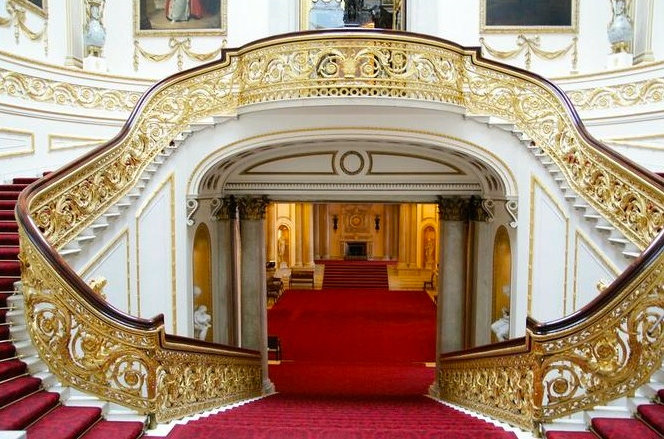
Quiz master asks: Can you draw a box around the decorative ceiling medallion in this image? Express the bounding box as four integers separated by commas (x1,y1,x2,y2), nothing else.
339,151,365,175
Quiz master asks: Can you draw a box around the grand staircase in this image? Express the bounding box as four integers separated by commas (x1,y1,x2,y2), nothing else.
0,177,146,439
320,260,390,289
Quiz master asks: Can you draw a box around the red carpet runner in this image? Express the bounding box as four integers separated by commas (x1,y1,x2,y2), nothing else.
0,176,144,439
148,285,519,438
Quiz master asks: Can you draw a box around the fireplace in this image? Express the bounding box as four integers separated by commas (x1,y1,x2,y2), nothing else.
344,241,368,260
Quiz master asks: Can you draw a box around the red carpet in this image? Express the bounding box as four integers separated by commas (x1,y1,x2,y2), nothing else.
161,394,519,439
268,288,436,363
268,362,435,396
0,176,145,438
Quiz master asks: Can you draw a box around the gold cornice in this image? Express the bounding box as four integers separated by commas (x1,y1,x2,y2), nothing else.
0,67,142,112
566,77,664,111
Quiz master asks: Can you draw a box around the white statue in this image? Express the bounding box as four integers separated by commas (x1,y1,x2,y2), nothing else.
491,307,510,342
193,305,211,341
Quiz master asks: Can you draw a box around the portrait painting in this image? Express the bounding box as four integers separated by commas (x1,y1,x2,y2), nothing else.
301,0,404,31
135,0,226,36
481,0,578,33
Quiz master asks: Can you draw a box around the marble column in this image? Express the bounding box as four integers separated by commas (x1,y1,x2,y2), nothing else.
212,197,237,346
294,203,304,267
437,197,470,354
237,195,274,394
302,203,315,267
397,204,410,268
266,203,276,264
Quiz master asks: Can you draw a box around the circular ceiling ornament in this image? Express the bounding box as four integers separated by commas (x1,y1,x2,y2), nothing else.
339,151,365,175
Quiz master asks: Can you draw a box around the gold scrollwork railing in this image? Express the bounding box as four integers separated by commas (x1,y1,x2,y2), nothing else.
439,239,664,432
15,29,664,425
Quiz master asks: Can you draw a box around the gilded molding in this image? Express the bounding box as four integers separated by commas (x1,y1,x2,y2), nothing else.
480,35,578,72
439,249,664,430
19,31,664,426
0,0,48,54
19,227,262,423
133,38,226,72
0,67,141,112
566,77,664,111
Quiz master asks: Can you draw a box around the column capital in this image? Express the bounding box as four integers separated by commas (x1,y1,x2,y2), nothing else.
468,195,494,222
237,196,270,220
437,196,470,221
211,197,237,221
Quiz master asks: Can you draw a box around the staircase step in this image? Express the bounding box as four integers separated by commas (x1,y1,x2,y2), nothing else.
592,417,660,439
0,376,42,407
546,432,596,439
0,391,60,430
80,420,145,439
0,359,27,381
0,233,19,245
27,405,102,439
636,404,664,435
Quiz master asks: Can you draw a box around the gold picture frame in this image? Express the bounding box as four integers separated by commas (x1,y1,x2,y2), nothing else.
480,0,578,34
135,0,226,37
15,0,48,18
300,0,405,31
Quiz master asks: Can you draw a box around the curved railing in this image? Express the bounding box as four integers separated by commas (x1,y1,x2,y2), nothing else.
15,29,664,425
438,233,664,432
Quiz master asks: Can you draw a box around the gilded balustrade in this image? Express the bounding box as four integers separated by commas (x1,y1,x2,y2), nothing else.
16,30,664,425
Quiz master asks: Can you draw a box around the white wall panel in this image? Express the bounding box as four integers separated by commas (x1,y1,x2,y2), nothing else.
529,179,568,322
80,230,131,313
573,232,619,312
136,176,176,332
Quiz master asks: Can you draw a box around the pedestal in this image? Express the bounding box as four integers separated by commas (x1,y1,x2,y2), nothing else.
607,52,633,69
83,55,107,73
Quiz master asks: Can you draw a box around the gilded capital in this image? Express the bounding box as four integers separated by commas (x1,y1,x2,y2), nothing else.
237,196,270,220
437,196,470,221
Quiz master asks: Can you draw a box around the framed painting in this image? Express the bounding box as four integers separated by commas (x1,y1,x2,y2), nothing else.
300,0,405,31
16,0,47,17
135,0,226,37
480,0,578,33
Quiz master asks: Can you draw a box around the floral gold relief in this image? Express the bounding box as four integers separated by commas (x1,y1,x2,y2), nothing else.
18,32,664,426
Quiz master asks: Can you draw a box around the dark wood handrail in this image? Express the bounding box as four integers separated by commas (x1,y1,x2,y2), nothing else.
13,28,664,356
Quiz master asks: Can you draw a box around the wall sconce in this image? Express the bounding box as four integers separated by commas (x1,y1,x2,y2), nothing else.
374,215,380,231
332,215,338,231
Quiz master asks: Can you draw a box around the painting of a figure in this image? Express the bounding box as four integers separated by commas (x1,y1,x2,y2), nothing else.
304,0,402,31
136,0,225,36
481,0,577,33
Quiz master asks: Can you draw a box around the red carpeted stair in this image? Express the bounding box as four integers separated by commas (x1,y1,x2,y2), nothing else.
145,285,519,439
545,389,664,438
320,260,390,289
0,176,145,438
